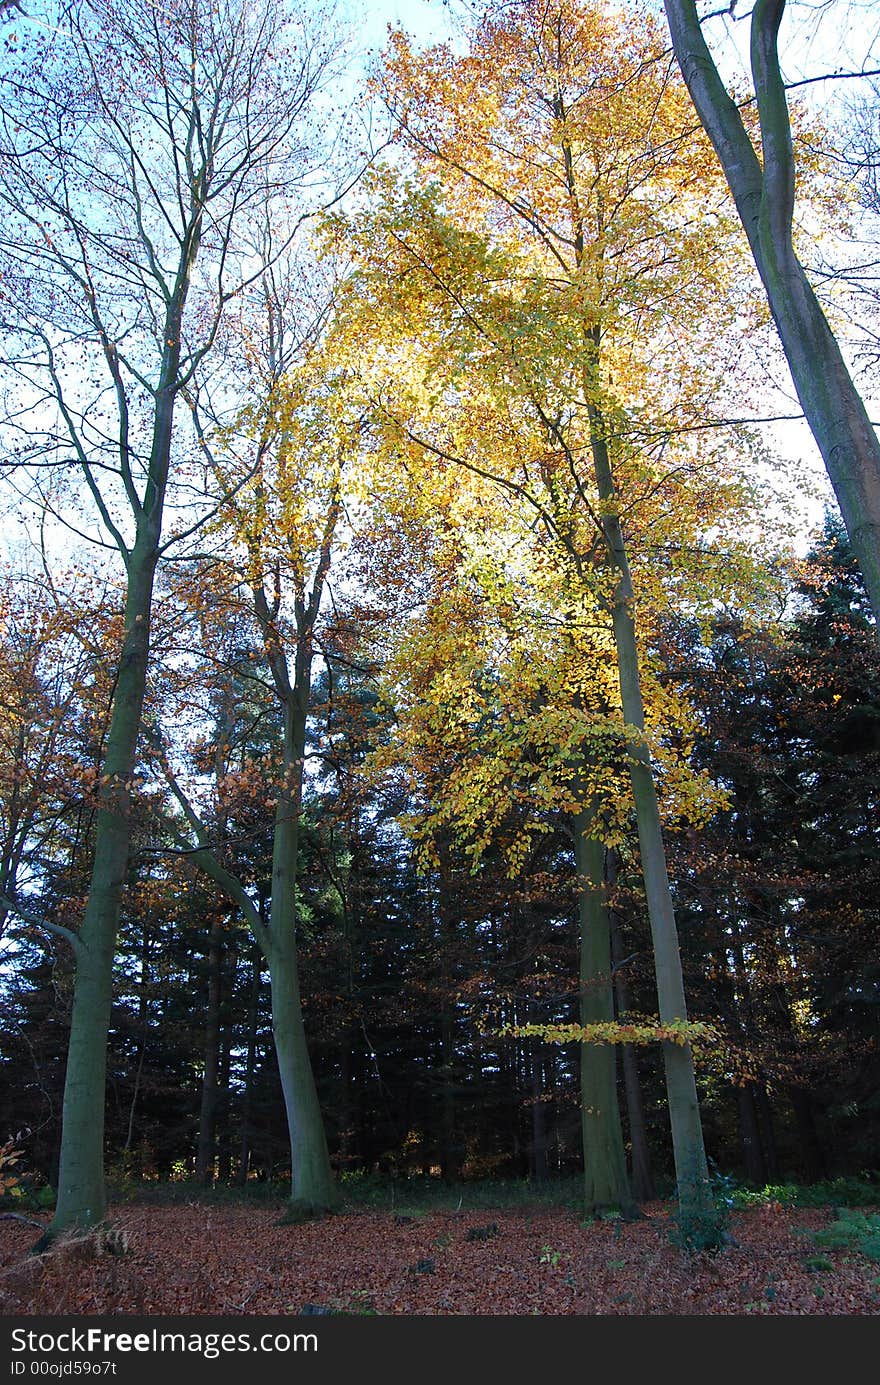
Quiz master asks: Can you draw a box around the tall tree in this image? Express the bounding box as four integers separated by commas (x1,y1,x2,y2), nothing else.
662,0,880,620
0,0,344,1235
339,0,777,1235
149,347,381,1217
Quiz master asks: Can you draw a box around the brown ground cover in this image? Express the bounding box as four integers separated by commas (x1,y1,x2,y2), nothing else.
1,1202,877,1316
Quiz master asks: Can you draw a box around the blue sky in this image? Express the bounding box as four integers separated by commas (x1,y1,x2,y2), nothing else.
352,0,457,55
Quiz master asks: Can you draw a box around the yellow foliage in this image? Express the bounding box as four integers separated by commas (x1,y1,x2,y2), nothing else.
500,1017,721,1050
318,0,791,876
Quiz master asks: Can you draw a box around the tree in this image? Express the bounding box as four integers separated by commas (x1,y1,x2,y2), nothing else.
0,0,345,1235
662,0,880,621
337,0,779,1235
386,566,641,1212
148,343,384,1216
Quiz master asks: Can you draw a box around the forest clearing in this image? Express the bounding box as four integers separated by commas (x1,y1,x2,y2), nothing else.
1,0,879,1327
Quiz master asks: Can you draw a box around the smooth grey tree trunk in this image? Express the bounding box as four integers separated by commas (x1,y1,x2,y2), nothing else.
50,538,161,1236
663,0,880,620
588,416,717,1236
45,137,203,1235
550,107,716,1229
196,915,224,1185
572,814,635,1215
609,901,656,1202
267,697,338,1218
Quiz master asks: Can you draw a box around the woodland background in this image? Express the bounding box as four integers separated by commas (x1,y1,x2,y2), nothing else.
0,0,879,1310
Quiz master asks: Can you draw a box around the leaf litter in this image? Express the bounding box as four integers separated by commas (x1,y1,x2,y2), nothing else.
1,1203,877,1316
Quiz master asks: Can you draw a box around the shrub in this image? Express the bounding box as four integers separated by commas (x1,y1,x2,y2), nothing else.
811,1210,880,1263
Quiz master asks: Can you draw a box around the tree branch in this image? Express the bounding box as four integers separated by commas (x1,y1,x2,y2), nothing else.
0,892,82,955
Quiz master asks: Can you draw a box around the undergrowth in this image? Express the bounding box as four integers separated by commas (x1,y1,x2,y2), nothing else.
336,1171,584,1214
730,1176,880,1210
7,1170,877,1220
807,1209,880,1263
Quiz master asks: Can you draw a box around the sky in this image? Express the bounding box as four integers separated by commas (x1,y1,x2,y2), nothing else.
354,0,458,51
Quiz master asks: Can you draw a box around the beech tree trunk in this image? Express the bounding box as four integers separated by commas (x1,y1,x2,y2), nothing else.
573,814,635,1215
196,915,224,1185
588,418,716,1235
663,0,880,620
46,29,207,1230
51,538,161,1235
267,698,338,1218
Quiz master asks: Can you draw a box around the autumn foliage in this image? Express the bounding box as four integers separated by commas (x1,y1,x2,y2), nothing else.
0,0,878,1315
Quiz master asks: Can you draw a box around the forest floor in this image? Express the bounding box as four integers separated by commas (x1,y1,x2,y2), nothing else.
1,1199,878,1315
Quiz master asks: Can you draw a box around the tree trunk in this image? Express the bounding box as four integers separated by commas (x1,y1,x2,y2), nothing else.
45,186,200,1235
268,941,337,1214
573,815,636,1215
49,543,158,1236
588,418,716,1236
663,0,880,620
268,699,338,1218
196,914,223,1185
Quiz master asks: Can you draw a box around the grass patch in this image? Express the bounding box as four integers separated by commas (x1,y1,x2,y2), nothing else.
731,1175,880,1210
809,1210,880,1263
336,1171,584,1213
91,1171,584,1216
28,1170,873,1221
104,1175,289,1208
